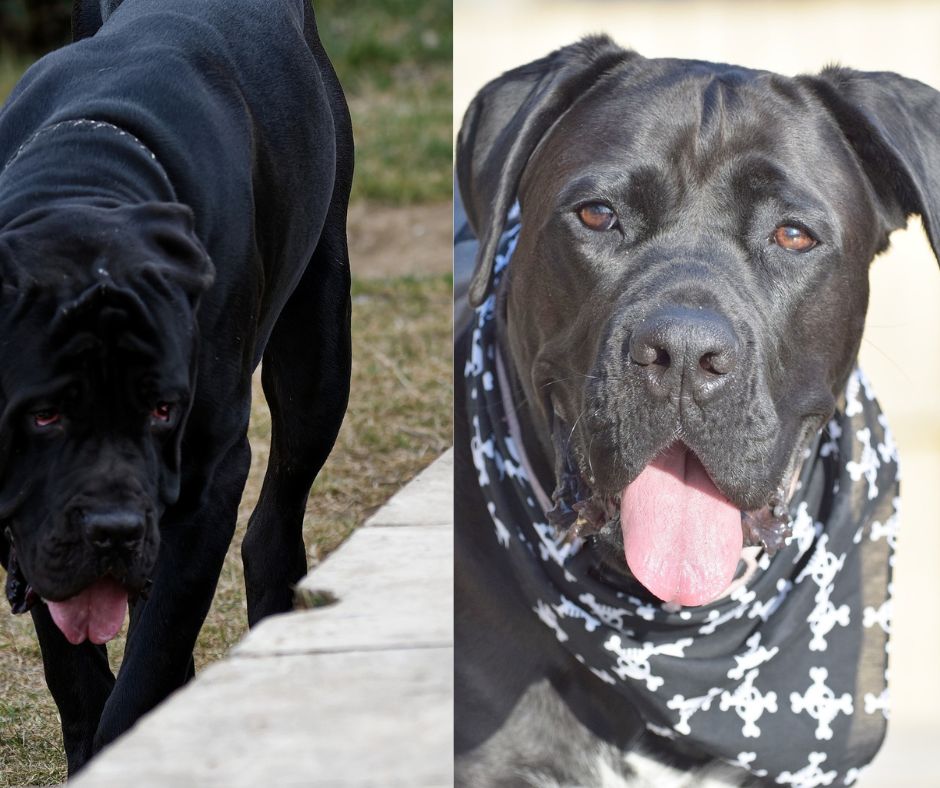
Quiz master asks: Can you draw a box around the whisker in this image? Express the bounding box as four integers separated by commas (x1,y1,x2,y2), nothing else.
565,406,587,455
539,373,601,389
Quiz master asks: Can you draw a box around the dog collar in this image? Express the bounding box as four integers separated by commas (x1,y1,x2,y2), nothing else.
463,210,898,786
1,118,172,192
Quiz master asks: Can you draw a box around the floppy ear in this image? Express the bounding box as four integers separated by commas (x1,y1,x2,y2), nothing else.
801,67,940,264
457,36,639,306
125,201,216,305
123,202,212,503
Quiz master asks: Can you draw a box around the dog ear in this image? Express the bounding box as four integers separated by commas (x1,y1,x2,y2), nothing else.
801,67,940,264
125,201,216,304
457,36,639,306
121,202,211,503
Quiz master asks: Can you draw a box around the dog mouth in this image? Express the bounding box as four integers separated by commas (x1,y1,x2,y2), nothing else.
4,532,150,645
44,576,131,645
548,428,794,607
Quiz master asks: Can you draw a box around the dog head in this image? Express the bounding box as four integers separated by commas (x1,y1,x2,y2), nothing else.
458,37,940,605
0,200,213,643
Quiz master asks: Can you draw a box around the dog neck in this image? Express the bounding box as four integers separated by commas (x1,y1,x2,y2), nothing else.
0,119,176,228
492,280,558,501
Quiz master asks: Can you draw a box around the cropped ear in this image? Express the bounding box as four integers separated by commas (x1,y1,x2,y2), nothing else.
800,67,940,265
126,201,216,305
456,36,639,306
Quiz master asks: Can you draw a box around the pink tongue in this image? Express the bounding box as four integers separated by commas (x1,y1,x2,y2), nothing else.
46,578,128,645
621,444,742,606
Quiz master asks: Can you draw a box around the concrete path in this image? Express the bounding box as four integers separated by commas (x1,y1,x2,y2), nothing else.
72,450,454,787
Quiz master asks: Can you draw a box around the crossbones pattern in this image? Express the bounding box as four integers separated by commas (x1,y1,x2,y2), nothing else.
719,669,779,737
790,668,854,741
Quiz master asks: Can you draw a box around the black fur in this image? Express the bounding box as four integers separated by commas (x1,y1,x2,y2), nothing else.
455,36,940,785
0,0,352,773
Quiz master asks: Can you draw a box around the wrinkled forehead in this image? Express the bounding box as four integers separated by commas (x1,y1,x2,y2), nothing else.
520,61,862,213
0,289,193,407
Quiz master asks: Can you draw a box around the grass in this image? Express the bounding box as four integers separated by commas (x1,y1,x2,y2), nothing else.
0,273,453,784
0,56,28,101
316,0,453,204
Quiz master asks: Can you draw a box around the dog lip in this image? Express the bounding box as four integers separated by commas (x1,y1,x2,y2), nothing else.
550,440,795,554
3,543,40,614
39,571,143,604
18,547,152,603
585,440,747,504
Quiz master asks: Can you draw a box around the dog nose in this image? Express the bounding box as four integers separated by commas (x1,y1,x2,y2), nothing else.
80,510,146,553
628,307,739,402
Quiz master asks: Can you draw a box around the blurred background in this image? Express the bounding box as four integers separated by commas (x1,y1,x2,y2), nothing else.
0,0,71,55
0,1,452,783
454,1,940,785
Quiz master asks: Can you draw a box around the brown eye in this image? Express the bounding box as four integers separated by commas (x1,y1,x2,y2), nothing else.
577,203,618,232
773,225,817,252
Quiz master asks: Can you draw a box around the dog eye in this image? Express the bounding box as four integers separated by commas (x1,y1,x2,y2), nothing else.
32,408,61,428
577,203,618,232
773,225,817,252
151,403,173,423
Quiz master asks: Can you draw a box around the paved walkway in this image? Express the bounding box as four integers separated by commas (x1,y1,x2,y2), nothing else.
72,450,454,787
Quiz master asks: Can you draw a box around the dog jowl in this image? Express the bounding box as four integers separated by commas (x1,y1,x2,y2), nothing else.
0,202,211,644
459,36,940,607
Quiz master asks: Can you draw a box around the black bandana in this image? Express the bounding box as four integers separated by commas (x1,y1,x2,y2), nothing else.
463,212,898,786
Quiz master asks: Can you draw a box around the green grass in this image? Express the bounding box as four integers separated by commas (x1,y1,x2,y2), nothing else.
316,0,453,204
347,70,452,204
315,0,451,88
0,273,453,784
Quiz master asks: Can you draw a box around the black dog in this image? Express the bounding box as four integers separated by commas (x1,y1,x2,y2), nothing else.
0,0,351,773
455,37,938,785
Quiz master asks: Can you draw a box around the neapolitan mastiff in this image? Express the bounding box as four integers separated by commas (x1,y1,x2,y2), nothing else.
0,0,351,773
455,36,938,786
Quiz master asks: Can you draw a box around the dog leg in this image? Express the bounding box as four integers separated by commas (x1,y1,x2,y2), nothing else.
241,47,353,627
91,433,251,752
30,602,115,775
242,221,352,626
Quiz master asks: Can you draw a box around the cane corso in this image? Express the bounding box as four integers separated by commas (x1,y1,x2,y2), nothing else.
455,37,939,785
0,0,351,772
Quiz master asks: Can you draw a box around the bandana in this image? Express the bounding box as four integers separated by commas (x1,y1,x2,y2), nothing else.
463,211,898,787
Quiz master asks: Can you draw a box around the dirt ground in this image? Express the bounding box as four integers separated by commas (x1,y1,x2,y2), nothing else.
347,201,452,278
